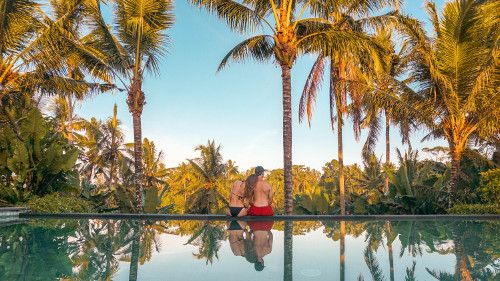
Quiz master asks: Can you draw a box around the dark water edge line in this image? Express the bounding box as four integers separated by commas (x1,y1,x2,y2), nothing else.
20,213,500,221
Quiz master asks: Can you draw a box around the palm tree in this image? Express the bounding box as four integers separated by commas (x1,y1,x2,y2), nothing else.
187,140,228,214
78,105,126,188
0,0,113,110
284,221,293,281
185,222,226,265
85,0,175,212
340,220,345,281
299,0,402,214
168,162,196,213
362,27,414,193
396,0,500,204
126,138,168,189
189,0,379,214
47,0,115,144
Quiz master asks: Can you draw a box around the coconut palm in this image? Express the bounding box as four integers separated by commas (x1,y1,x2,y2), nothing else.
185,222,226,265
189,0,388,214
84,0,175,212
395,0,500,204
126,138,168,189
78,105,126,188
167,162,196,213
284,221,293,281
46,0,116,143
0,0,113,110
362,27,414,193
299,0,403,214
187,140,229,214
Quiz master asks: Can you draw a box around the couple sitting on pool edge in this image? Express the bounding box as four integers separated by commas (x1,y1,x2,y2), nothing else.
226,166,274,217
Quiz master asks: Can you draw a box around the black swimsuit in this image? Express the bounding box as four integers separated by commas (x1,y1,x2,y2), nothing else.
228,220,244,230
229,207,244,217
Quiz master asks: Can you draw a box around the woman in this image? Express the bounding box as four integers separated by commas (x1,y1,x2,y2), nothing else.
226,175,257,217
226,220,248,256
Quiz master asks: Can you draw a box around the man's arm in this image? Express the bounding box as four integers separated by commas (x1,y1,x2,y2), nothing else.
267,231,273,252
267,182,273,206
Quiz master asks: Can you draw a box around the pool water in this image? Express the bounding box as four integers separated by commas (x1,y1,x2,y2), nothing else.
0,219,498,280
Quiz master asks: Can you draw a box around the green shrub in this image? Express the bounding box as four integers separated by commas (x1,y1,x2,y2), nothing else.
448,204,500,214
20,193,95,213
480,169,500,207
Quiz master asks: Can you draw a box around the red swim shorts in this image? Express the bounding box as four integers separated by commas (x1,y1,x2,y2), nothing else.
248,220,274,231
248,205,274,216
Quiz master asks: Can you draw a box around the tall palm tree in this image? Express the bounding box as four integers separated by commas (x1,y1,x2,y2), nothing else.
362,27,414,193
396,0,500,204
299,0,402,214
86,0,175,212
78,105,126,188
189,0,380,214
340,220,345,281
284,221,293,281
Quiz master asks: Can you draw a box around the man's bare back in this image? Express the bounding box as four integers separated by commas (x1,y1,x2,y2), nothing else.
252,180,273,207
247,166,274,216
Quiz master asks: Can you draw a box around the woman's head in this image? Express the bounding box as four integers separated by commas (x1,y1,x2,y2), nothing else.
244,174,258,201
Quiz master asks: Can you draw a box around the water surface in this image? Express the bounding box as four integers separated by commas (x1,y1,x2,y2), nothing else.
0,219,498,280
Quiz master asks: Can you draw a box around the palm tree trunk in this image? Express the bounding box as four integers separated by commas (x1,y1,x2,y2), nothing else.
284,221,293,281
133,114,143,213
128,74,145,213
385,111,390,193
109,157,115,189
338,121,345,215
386,221,394,281
67,95,73,144
449,143,462,206
129,221,141,281
282,65,293,215
454,239,472,280
340,220,345,281
67,66,74,144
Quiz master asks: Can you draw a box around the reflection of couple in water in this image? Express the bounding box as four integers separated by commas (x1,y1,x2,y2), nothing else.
226,220,274,271
226,166,274,217
226,166,274,271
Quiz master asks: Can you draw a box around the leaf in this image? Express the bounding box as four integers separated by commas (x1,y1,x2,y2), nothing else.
158,183,169,206
7,142,29,181
50,147,78,174
354,197,367,214
20,108,46,143
115,185,133,212
144,186,159,214
60,148,79,171
397,165,413,196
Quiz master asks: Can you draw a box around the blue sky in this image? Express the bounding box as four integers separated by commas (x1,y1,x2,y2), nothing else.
76,0,447,171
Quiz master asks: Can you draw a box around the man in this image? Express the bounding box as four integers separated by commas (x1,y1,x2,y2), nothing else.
248,222,273,271
247,166,274,216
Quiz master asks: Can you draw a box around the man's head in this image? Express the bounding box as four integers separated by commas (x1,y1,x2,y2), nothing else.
254,260,265,271
255,166,265,177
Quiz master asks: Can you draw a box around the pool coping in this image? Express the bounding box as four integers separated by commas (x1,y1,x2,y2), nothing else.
20,212,500,221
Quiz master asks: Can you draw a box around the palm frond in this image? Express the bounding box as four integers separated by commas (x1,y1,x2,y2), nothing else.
299,55,326,126
189,0,265,34
217,35,274,71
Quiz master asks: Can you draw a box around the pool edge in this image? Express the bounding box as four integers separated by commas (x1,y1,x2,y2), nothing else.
19,212,500,221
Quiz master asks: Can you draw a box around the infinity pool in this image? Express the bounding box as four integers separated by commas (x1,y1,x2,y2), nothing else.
0,218,498,280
